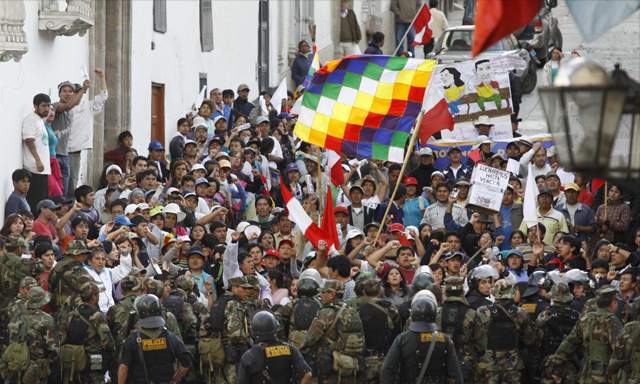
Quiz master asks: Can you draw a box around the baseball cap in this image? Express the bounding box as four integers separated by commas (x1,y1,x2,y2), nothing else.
286,163,299,173
404,176,418,186
538,187,553,197
137,203,150,211
349,184,364,193
195,177,209,186
191,116,208,129
334,205,348,215
431,170,445,179
518,138,534,148
124,204,140,216
443,251,464,261
114,214,133,227
418,147,433,156
215,151,230,159
564,182,580,192
191,163,206,173
105,164,123,175
36,199,60,213
256,116,269,126
188,246,205,258
184,139,197,147
264,249,281,259
183,191,197,200
166,187,180,195
148,140,164,151
455,178,471,186
218,159,232,169
237,83,250,92
131,215,147,227
447,146,462,154
473,115,494,126
57,81,74,92
387,223,405,233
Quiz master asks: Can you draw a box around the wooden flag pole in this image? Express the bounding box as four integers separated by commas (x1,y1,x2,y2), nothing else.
373,110,425,244
604,180,608,219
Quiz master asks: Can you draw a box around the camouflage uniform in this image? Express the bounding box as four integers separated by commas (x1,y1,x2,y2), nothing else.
536,283,580,384
473,279,536,384
437,276,476,383
106,277,138,351
48,241,93,332
1,286,56,384
546,286,623,384
301,280,364,384
222,275,269,383
141,277,183,340
610,320,640,383
5,276,39,322
61,282,115,384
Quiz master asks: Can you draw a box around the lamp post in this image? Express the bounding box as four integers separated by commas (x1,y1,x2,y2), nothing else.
538,58,640,180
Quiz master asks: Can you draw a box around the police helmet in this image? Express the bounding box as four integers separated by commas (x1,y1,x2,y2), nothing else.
523,270,550,298
492,279,515,300
79,282,100,302
409,290,438,331
251,311,279,342
299,268,323,288
297,278,320,297
412,272,435,291
470,264,499,281
135,294,165,328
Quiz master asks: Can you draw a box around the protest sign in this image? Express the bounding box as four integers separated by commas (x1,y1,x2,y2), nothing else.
468,163,511,213
423,55,519,141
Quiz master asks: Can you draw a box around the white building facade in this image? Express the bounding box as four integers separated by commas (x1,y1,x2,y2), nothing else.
0,0,398,219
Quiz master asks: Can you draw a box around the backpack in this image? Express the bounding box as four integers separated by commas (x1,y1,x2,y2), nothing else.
289,297,321,349
334,303,365,356
163,293,185,322
198,336,225,381
0,307,31,380
441,301,469,348
542,306,579,357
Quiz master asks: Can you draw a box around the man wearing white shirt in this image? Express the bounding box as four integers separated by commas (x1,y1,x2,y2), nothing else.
68,69,108,193
84,247,132,312
22,93,52,212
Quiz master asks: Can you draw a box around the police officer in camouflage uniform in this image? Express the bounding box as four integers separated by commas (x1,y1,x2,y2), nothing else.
355,277,400,383
381,290,463,384
474,278,536,384
301,280,364,384
140,277,183,340
236,311,313,384
106,274,140,354
60,282,115,384
610,304,640,383
222,275,269,383
6,276,39,320
118,294,191,384
0,286,56,384
437,276,476,383
545,285,623,384
536,282,580,384
48,241,93,324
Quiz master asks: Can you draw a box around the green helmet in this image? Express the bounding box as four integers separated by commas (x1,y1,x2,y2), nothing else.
19,276,39,290
134,294,165,328
5,235,28,252
175,275,194,292
26,286,50,309
550,282,573,303
492,279,515,300
66,240,91,256
79,282,100,302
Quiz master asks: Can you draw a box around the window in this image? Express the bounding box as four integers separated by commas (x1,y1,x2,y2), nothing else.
153,0,167,33
200,0,213,52
199,73,208,94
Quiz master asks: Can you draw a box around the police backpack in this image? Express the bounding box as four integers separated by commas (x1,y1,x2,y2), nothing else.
289,297,320,349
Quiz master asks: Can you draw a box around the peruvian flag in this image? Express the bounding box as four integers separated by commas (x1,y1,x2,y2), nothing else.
327,150,344,187
472,0,542,56
320,187,340,252
412,4,433,46
280,178,329,249
418,98,454,145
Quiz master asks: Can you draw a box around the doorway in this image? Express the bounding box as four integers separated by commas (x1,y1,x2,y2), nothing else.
151,83,165,145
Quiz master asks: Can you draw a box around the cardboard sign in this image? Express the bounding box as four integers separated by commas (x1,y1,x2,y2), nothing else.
468,164,511,213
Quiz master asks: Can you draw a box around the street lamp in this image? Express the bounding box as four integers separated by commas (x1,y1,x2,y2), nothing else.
538,58,640,180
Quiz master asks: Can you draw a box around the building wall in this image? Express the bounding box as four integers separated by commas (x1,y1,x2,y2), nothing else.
0,0,90,219
129,0,260,155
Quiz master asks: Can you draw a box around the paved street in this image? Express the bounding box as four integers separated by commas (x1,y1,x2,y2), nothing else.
445,0,640,135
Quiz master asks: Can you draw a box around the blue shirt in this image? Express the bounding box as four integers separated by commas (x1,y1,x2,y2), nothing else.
499,205,513,250
403,197,428,228
191,270,213,295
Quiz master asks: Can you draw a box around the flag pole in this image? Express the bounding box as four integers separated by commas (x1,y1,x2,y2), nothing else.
393,3,426,56
316,147,324,225
373,110,425,244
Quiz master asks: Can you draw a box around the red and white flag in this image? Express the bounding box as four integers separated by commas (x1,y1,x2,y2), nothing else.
412,4,433,46
280,178,328,249
320,187,340,252
418,98,454,145
326,150,344,187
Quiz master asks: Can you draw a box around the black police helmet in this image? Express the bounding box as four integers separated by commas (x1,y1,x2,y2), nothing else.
410,293,438,323
135,294,165,328
251,311,279,342
297,279,320,297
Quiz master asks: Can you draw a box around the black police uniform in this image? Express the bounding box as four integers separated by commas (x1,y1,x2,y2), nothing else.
236,340,311,384
119,328,192,384
381,327,462,384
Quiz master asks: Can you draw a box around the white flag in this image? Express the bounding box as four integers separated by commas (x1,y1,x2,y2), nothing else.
522,164,539,228
272,77,288,114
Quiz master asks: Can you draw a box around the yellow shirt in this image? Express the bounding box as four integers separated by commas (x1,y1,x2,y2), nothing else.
444,85,464,102
476,82,497,98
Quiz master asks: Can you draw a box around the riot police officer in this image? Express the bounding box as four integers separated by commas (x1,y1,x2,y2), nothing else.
236,311,312,384
117,294,192,384
521,270,551,317
381,290,463,384
466,265,499,309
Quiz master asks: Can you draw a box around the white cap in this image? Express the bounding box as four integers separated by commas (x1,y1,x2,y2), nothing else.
473,115,494,126
191,116,208,129
124,204,140,216
184,139,197,147
137,203,150,211
418,147,433,156
236,221,251,233
166,187,180,195
191,163,206,172
346,228,364,241
105,164,123,175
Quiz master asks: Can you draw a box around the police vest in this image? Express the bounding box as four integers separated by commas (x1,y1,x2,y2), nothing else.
487,304,519,351
542,305,579,357
134,329,177,380
398,331,449,384
250,342,294,384
358,299,395,354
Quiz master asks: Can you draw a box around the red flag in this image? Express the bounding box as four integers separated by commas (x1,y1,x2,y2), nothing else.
468,148,482,163
280,178,328,249
472,0,542,57
320,187,340,251
412,4,433,46
418,98,454,145
327,150,344,187
591,178,605,192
